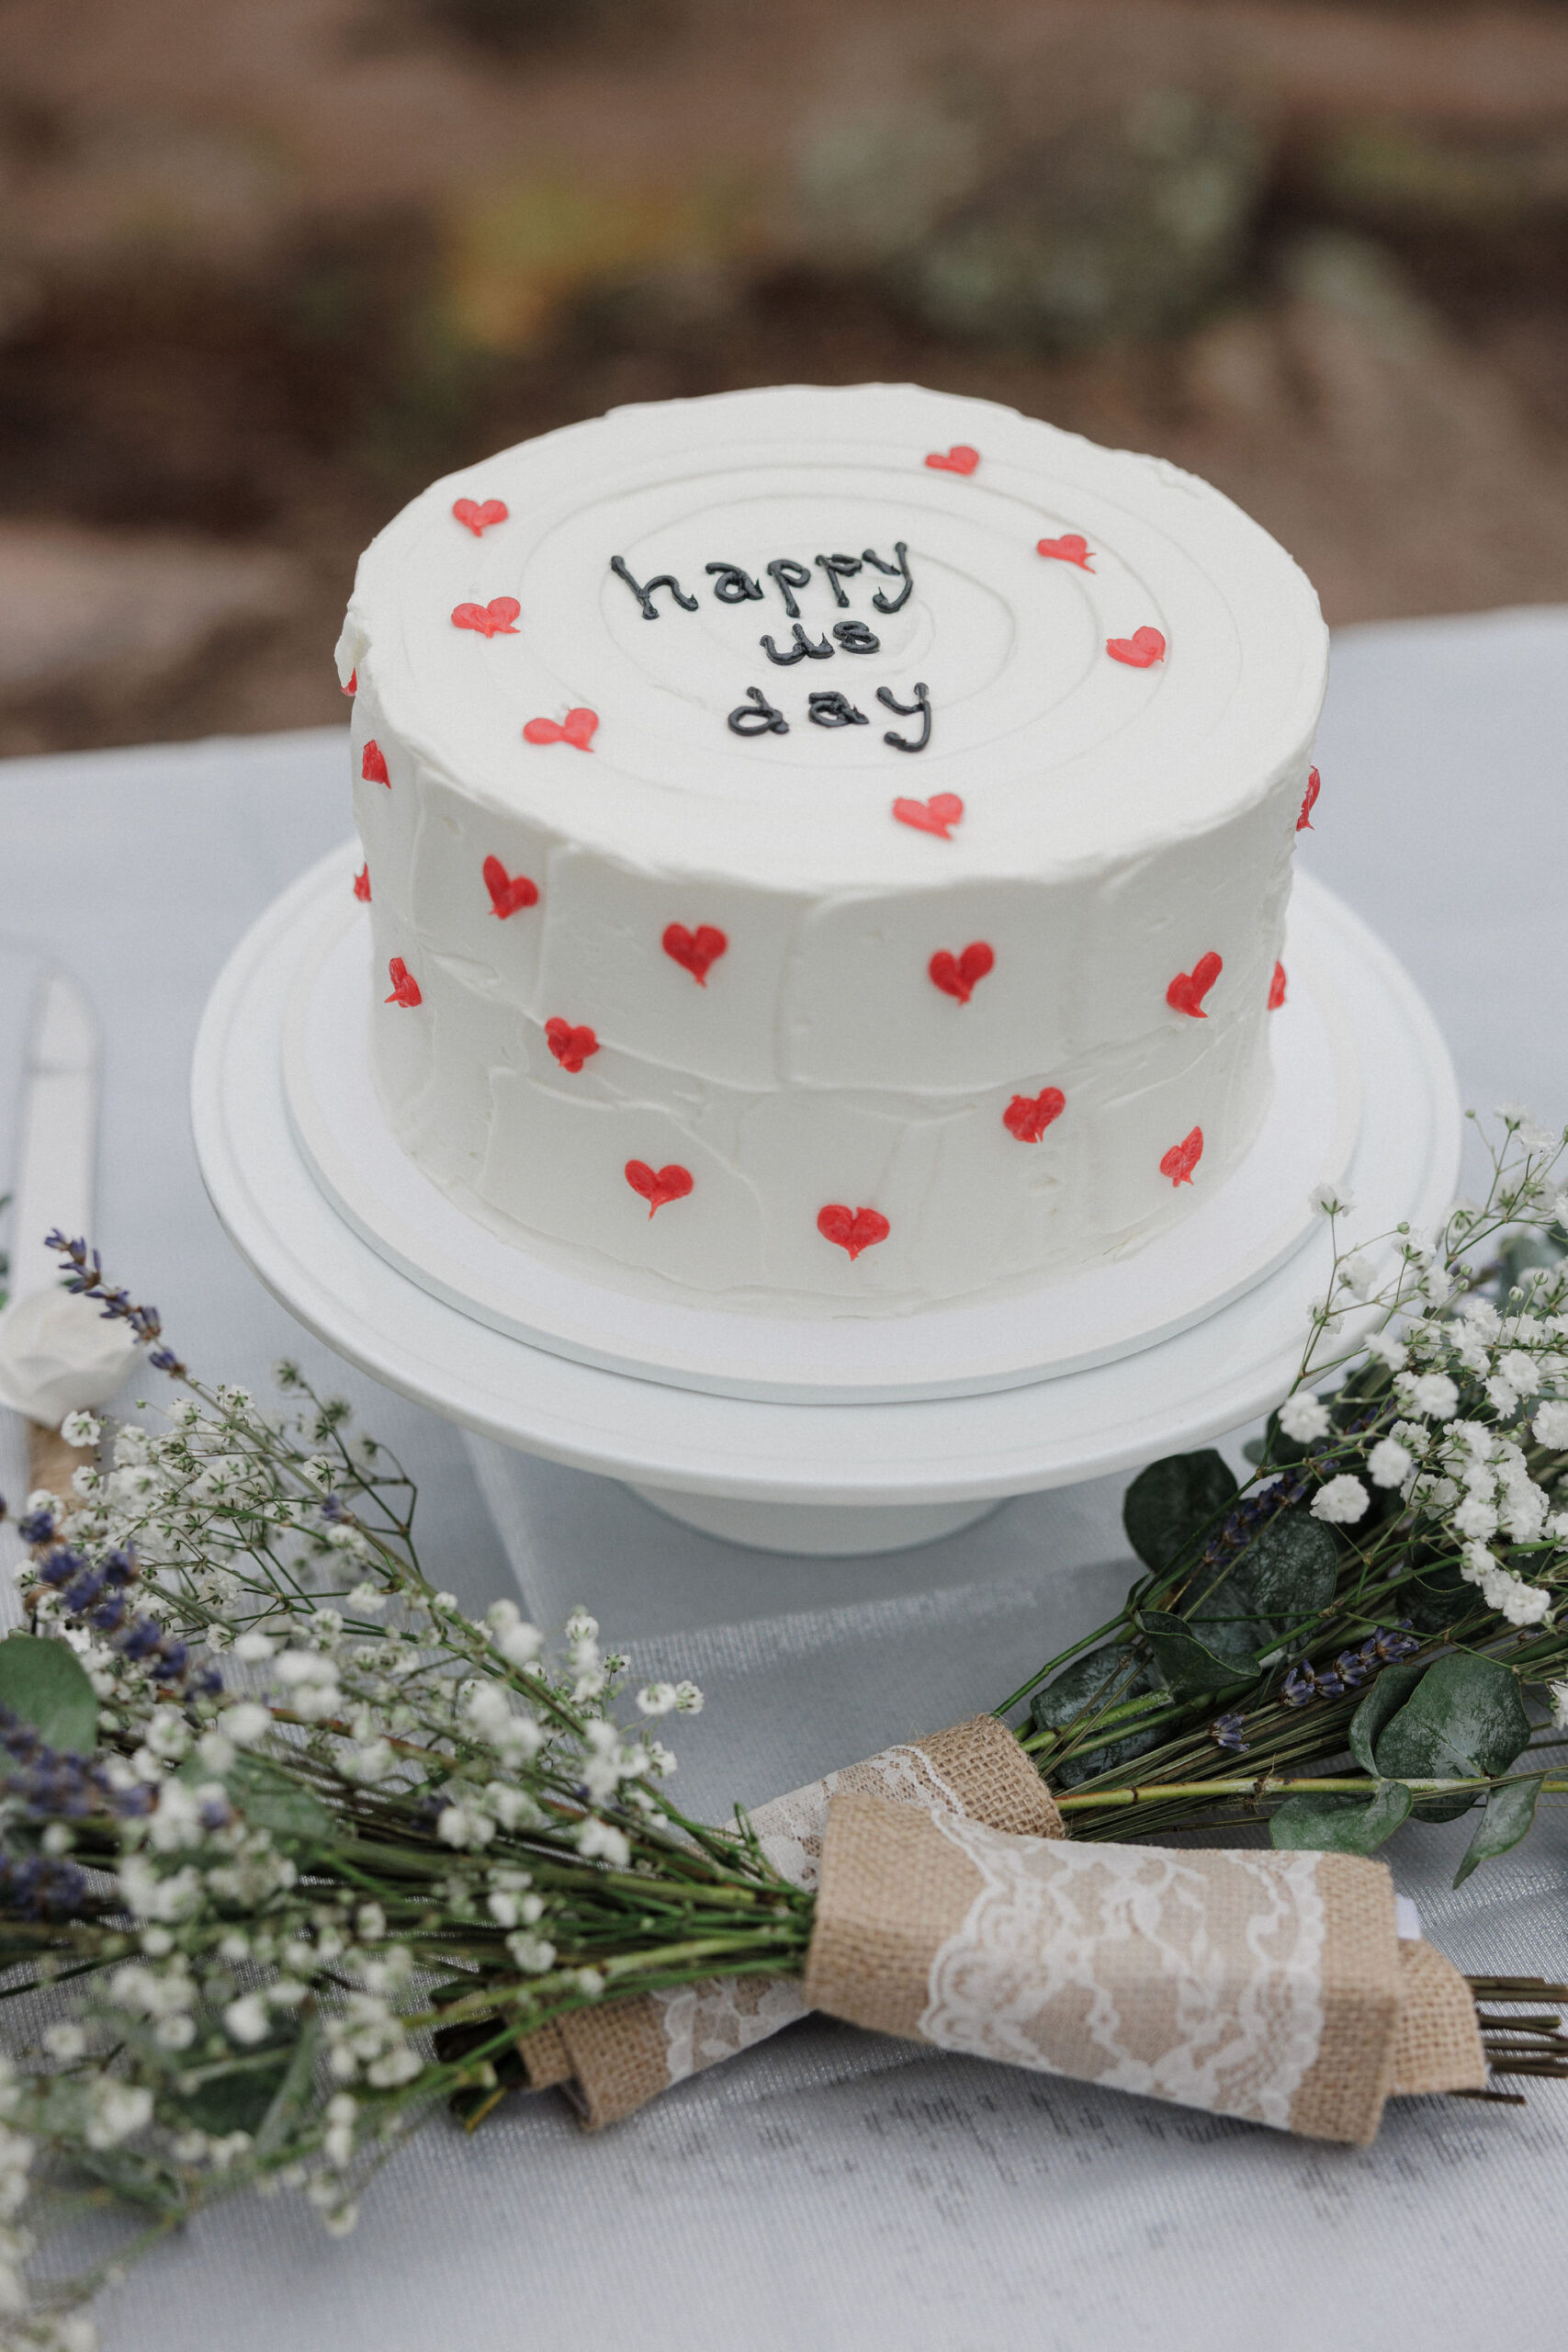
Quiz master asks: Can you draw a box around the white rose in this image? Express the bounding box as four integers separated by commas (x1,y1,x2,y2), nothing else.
0,1288,138,1422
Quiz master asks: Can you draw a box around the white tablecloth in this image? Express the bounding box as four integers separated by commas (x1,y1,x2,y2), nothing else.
3,605,1568,2351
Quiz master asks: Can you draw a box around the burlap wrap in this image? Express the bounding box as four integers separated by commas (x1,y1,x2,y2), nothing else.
517,1714,1063,2124
803,1792,1483,2144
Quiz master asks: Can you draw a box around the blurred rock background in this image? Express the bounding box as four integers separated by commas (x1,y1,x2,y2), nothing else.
2,0,1568,752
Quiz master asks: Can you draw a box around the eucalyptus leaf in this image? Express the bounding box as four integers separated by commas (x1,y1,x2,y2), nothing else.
1269,1780,1414,1856
1138,1610,1255,1697
1373,1650,1531,1821
75,2147,189,2216
177,2046,297,2138
1453,1773,1545,1887
1122,1450,1237,1577
0,1633,98,1756
1187,1510,1337,1661
216,1754,335,1846
1348,1660,1427,1776
1030,1645,1167,1790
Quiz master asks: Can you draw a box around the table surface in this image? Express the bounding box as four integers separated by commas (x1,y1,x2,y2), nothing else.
3,604,1568,2352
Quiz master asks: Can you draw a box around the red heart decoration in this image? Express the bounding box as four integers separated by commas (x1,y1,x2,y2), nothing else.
662,922,728,985
453,496,509,537
1004,1087,1066,1143
818,1204,891,1261
1166,951,1222,1019
385,956,422,1008
1036,533,1093,571
1160,1126,1203,1188
361,740,389,786
929,941,995,1004
452,596,521,639
625,1159,694,1217
343,668,357,696
483,854,539,918
1107,626,1166,668
1269,961,1287,1011
925,445,979,476
1297,767,1320,831
892,793,964,840
546,1017,599,1074
523,707,598,750
353,864,370,903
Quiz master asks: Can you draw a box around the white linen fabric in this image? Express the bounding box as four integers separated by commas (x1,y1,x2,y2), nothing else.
0,605,1566,2351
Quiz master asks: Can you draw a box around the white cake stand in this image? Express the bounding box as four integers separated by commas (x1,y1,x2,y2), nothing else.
191,847,1461,1556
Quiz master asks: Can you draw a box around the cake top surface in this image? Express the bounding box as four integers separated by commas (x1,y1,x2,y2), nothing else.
339,381,1327,890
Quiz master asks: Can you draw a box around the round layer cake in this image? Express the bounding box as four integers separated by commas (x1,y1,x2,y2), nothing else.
336,381,1327,1315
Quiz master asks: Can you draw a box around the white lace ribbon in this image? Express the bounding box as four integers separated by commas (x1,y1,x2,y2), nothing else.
918,1815,1328,2131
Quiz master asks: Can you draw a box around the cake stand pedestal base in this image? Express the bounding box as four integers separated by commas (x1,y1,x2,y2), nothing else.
626,1485,1000,1555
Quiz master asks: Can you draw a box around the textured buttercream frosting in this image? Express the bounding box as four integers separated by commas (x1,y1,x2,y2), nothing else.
337,381,1327,1314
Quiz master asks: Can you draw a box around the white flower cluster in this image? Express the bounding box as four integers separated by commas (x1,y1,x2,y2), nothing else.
1280,1118,1568,1633
0,1352,723,2327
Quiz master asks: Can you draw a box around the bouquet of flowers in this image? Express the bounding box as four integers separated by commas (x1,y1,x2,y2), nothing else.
2,1108,1567,2342
1003,1110,1568,1871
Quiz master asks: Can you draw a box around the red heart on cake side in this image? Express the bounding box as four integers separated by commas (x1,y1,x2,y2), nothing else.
1004,1087,1066,1143
384,956,422,1008
929,941,995,1003
1160,1126,1203,1187
1297,767,1321,831
892,793,964,840
1107,626,1166,668
545,1017,598,1074
625,1159,694,1217
361,740,389,786
924,445,979,475
818,1204,891,1261
523,707,597,750
1269,961,1287,1010
453,497,508,537
353,865,370,903
451,596,521,639
1166,951,1222,1018
483,855,539,918
343,669,356,696
662,922,728,984
1036,533,1093,571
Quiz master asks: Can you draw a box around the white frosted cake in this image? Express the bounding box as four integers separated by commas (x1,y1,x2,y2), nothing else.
336,382,1327,1316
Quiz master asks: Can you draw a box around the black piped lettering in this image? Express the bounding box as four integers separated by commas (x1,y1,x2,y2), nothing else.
862,541,913,615
610,555,698,618
876,681,931,752
728,686,790,737
765,559,812,617
705,561,763,604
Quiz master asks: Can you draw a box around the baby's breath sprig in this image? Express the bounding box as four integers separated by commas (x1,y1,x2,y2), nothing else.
1003,1109,1568,1861
0,1261,810,2342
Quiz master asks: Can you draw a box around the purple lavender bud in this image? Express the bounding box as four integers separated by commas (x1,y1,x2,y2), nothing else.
37,1548,85,1588
17,1509,57,1546
118,1616,164,1661
1280,1666,1317,1707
